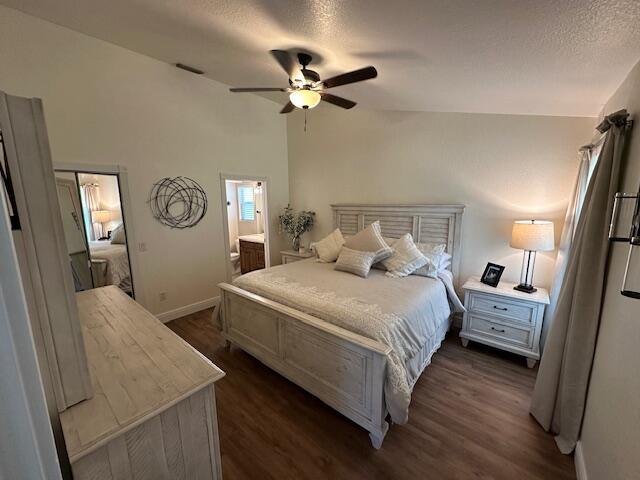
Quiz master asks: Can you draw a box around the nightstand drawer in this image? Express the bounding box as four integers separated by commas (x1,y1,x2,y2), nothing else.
467,314,532,348
468,292,535,324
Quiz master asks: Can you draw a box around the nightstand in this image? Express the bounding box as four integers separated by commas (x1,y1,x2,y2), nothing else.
281,249,315,264
460,277,549,368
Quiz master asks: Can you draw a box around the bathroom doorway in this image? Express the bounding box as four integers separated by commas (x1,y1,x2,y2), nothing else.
220,174,270,282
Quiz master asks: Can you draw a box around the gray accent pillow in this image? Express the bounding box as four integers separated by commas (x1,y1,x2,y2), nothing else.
343,221,393,263
334,247,377,278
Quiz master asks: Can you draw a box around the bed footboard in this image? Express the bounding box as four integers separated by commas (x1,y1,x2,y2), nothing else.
218,283,392,448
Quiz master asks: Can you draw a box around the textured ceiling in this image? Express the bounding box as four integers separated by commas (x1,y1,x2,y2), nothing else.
3,0,640,116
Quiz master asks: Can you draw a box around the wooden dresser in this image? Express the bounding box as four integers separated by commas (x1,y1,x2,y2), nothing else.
60,286,225,479
239,239,265,273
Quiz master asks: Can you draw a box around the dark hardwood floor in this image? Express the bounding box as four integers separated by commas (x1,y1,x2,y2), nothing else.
167,309,575,480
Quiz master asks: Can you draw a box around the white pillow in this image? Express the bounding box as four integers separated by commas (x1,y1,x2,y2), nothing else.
110,223,126,245
413,243,446,278
314,228,345,262
382,233,428,278
343,221,393,263
372,237,399,270
334,247,377,278
439,253,452,272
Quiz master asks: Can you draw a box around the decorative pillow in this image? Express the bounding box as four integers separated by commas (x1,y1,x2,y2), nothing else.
439,253,452,272
343,221,393,263
334,247,377,278
314,228,345,262
413,243,447,278
110,224,126,244
382,234,429,278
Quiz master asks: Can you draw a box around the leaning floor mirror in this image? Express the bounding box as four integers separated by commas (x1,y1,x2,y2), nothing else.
54,170,135,298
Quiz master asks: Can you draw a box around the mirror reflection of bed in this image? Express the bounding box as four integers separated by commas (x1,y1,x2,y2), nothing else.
54,170,134,297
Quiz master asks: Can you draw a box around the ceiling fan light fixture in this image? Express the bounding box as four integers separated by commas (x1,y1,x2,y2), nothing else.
289,89,321,109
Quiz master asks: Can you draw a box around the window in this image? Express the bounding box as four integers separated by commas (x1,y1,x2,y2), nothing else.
238,185,255,221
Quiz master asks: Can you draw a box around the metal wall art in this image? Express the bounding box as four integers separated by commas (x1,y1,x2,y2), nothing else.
148,176,207,229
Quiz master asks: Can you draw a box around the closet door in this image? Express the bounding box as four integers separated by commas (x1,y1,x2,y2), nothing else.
0,91,92,411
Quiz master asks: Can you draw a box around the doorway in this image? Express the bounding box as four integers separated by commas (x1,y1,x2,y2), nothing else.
53,164,142,303
220,174,270,282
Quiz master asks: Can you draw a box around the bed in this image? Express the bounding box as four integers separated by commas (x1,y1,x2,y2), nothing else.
218,204,464,448
89,240,132,293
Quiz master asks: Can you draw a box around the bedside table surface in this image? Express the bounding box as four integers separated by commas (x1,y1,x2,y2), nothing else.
463,276,549,305
280,249,315,258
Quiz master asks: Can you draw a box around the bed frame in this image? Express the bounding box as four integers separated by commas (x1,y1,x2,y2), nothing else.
219,204,464,448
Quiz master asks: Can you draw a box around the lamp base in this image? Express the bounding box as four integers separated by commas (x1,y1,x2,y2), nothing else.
514,284,537,294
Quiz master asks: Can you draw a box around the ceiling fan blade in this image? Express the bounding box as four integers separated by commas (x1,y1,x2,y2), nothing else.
280,101,295,114
270,50,303,81
321,93,357,109
229,87,286,92
322,66,377,89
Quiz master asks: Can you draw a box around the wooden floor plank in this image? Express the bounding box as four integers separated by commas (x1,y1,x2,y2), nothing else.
167,309,575,480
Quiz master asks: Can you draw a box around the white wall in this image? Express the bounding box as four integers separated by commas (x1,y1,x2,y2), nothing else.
225,181,239,252
578,58,640,480
0,5,289,315
288,108,594,287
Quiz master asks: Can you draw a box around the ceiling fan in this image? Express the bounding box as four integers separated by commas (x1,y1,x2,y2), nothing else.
229,50,377,113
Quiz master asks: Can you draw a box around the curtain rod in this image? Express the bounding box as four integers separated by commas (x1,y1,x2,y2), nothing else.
581,115,633,152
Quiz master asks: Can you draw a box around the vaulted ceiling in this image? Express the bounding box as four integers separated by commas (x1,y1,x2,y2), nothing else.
3,0,640,116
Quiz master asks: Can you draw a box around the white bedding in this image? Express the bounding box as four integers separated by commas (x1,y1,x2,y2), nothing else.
89,240,131,291
233,258,462,424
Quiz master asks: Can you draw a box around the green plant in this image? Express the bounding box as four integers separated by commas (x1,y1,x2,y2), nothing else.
278,205,315,250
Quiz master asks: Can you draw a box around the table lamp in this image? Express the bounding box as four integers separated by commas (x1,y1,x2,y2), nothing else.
92,210,111,240
510,220,554,293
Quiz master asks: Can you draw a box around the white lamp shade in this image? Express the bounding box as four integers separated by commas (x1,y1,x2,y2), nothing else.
92,210,111,224
510,220,555,251
289,89,321,109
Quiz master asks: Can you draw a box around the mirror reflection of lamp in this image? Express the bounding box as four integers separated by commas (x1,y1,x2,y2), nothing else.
92,210,111,240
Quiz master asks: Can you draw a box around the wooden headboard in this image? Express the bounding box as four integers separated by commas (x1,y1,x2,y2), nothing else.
331,203,465,284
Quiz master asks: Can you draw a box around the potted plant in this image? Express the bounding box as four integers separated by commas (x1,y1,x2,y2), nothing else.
278,205,315,251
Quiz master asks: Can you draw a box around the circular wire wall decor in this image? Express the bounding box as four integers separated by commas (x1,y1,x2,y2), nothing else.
148,176,207,229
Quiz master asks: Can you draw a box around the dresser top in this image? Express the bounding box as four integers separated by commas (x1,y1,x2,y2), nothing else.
60,286,225,462
463,276,550,304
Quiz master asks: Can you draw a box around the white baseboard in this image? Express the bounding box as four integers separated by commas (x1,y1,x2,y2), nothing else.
156,296,220,323
575,440,588,480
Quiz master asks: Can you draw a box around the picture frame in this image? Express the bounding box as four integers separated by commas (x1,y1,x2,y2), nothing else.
481,262,505,287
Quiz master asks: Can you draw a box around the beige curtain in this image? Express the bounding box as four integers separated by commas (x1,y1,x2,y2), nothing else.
530,109,630,454
81,183,100,241
539,147,593,350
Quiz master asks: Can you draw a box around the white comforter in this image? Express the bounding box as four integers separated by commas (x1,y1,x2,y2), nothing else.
233,259,462,424
89,240,131,290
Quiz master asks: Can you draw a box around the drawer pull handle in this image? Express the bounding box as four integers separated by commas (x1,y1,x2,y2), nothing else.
490,326,506,333
493,306,508,311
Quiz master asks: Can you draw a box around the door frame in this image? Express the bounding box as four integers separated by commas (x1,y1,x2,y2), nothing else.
0,169,63,480
219,173,271,282
53,162,146,308
55,176,94,290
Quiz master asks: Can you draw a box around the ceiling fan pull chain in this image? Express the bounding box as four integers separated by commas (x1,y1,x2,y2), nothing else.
304,109,308,133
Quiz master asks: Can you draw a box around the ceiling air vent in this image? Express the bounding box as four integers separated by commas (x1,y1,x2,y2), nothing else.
175,63,204,75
